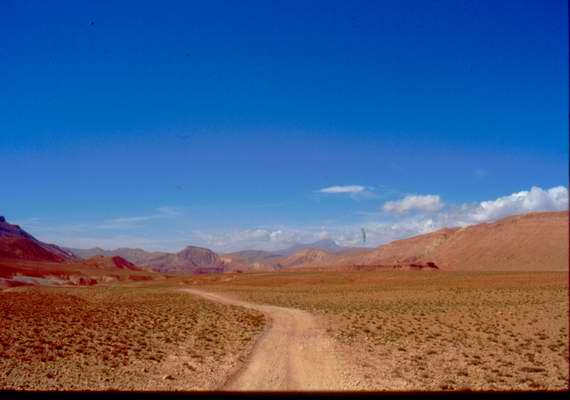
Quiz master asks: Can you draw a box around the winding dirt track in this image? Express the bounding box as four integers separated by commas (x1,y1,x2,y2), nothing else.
184,289,351,391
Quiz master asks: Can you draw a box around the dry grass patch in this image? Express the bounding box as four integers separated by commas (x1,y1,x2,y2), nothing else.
197,271,569,391
0,285,265,390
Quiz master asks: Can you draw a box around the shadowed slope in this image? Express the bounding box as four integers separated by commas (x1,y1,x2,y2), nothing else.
0,217,76,263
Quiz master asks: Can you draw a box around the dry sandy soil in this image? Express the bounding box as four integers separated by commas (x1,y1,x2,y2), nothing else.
194,271,569,391
185,289,356,390
1,271,567,391
0,284,265,390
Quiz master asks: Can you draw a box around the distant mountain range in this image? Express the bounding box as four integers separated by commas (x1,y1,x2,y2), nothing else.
275,239,354,256
220,239,362,271
67,212,570,272
67,239,359,274
219,250,282,272
83,255,144,271
67,245,225,274
67,247,169,266
1,210,567,287
0,216,160,288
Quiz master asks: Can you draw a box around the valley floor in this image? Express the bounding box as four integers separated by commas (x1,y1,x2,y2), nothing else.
195,270,569,391
185,288,358,390
0,271,568,391
0,284,265,390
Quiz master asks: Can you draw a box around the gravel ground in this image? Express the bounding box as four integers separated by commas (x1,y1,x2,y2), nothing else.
0,285,265,390
198,271,569,391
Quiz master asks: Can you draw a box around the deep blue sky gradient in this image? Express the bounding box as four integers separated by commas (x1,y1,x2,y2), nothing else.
1,0,567,249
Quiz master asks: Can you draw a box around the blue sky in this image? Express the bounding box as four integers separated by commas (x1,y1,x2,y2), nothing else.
1,0,568,252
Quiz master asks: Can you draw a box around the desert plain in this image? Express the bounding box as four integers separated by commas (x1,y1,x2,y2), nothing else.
3,0,569,392
1,270,568,391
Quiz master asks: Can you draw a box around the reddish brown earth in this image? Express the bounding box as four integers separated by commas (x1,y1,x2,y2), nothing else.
273,248,333,269
1,210,566,286
221,241,364,272
195,270,569,391
0,237,67,263
0,286,265,390
185,289,354,390
83,255,144,271
111,256,141,271
0,217,163,287
0,217,76,263
148,246,225,274
224,248,336,271
294,211,569,271
66,247,170,265
220,250,283,272
0,258,163,288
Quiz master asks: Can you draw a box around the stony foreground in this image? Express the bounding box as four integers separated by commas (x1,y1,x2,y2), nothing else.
198,271,569,391
0,285,265,390
1,271,568,391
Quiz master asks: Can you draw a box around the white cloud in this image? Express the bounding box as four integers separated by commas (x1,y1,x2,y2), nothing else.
383,194,443,214
317,185,378,201
17,186,568,253
192,226,329,252
468,186,568,223
319,185,367,194
333,185,568,248
97,206,183,229
329,218,437,248
149,186,570,252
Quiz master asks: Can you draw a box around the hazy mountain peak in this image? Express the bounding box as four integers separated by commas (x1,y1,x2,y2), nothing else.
278,239,344,256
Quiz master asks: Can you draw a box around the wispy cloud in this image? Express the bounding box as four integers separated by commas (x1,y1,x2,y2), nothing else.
317,185,378,200
98,206,183,229
48,234,189,252
16,206,186,248
192,224,339,252
13,186,568,253
194,185,569,252
382,194,443,214
473,168,488,179
193,228,297,252
319,185,367,194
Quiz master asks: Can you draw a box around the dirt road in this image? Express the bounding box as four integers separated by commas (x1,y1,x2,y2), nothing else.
184,289,352,391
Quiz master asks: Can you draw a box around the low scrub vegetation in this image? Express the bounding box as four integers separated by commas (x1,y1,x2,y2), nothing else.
0,285,265,390
199,271,569,391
